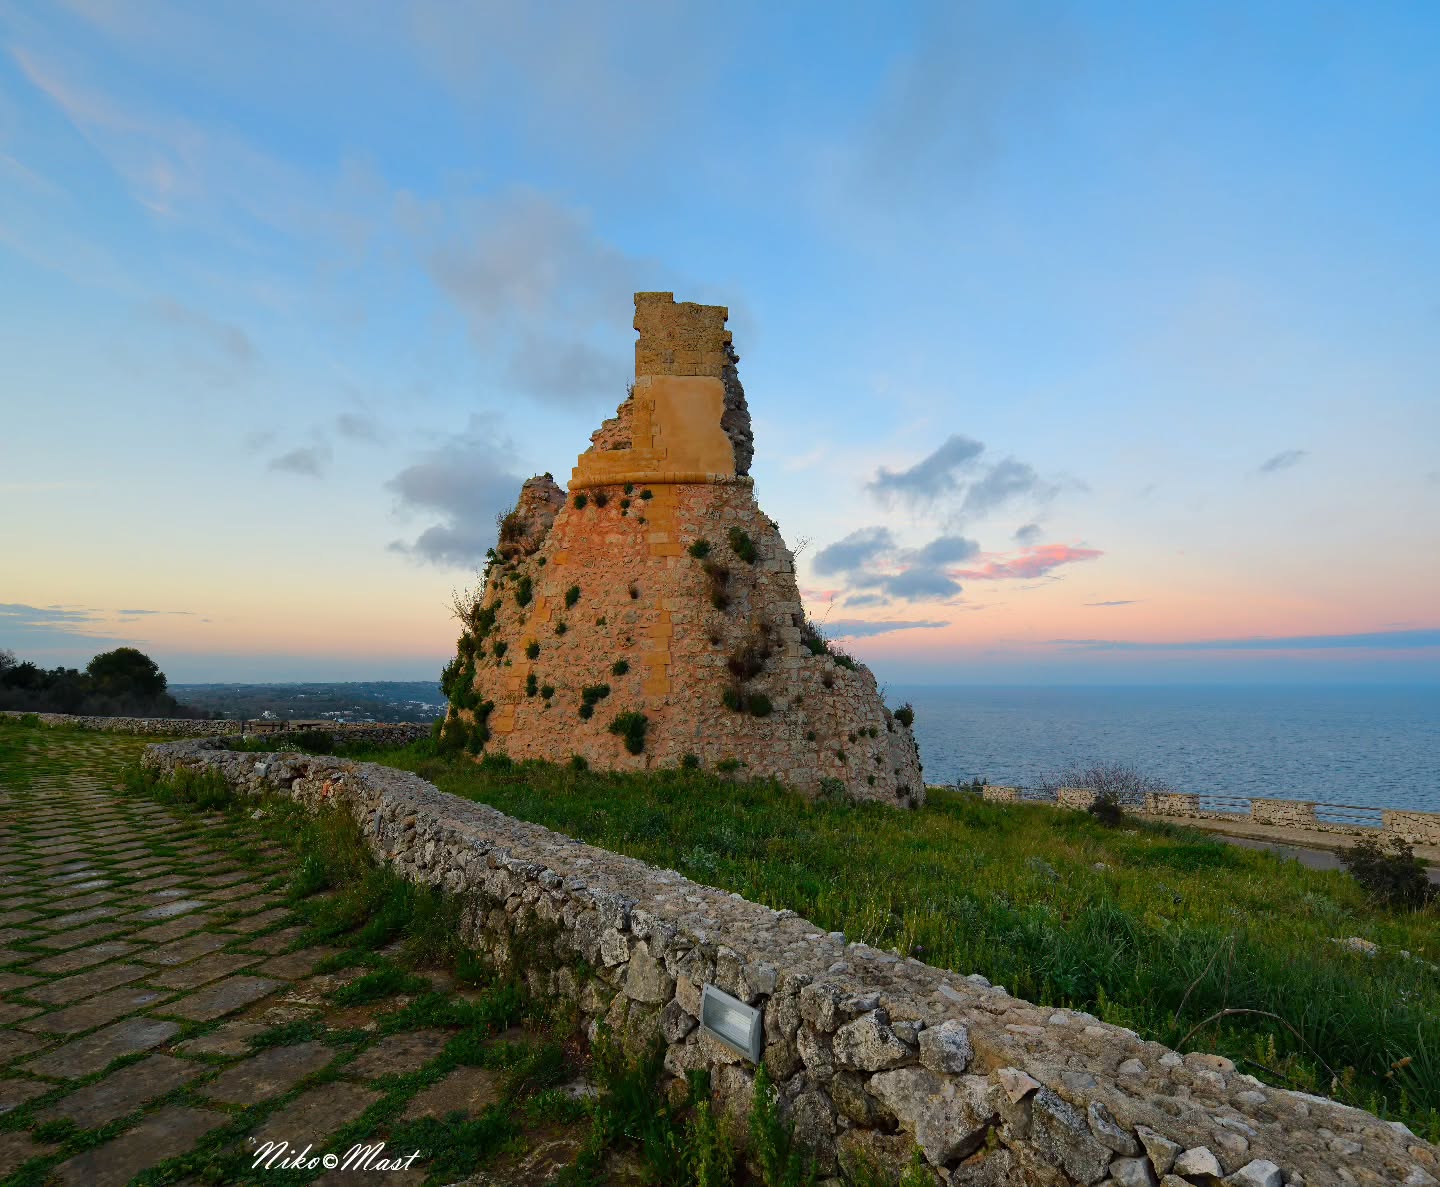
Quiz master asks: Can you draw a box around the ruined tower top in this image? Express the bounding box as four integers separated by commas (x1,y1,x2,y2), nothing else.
571,292,753,489
633,291,733,378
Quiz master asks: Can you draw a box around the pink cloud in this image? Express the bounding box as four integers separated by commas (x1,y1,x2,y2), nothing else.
954,544,1102,581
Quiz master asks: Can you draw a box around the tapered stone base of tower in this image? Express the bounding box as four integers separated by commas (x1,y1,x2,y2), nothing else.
442,293,923,807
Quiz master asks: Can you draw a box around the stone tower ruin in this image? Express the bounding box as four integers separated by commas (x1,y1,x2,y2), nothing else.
440,292,924,807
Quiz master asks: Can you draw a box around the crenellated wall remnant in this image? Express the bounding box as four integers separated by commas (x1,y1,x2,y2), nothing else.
440,293,924,806
144,737,1440,1187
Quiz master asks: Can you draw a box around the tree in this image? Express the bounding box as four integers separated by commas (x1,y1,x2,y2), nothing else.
86,648,168,700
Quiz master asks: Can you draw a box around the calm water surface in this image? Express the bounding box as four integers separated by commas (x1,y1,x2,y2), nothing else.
892,684,1440,813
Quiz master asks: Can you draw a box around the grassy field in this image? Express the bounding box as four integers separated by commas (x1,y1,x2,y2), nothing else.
338,738,1440,1140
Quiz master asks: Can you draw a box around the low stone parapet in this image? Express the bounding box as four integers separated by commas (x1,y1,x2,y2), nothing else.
141,737,1437,1185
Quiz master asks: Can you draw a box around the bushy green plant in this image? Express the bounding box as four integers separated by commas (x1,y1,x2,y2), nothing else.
565,584,581,608
541,683,555,700
750,1063,818,1187
608,710,648,754
688,539,712,559
894,703,915,729
748,693,773,717
579,683,611,720
573,493,588,509
1088,792,1126,828
555,620,568,636
640,488,653,500
493,640,508,659
594,492,609,508
728,526,757,564
526,673,538,697
515,574,533,608
1343,835,1437,910
681,753,700,770
526,640,540,660
612,659,629,676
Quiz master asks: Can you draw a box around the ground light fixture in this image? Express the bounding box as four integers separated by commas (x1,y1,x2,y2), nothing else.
699,983,763,1062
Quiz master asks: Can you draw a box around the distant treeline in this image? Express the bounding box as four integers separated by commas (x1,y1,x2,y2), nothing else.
0,647,216,719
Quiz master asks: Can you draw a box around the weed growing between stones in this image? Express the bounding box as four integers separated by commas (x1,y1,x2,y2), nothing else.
526,673,539,697
542,683,556,700
578,684,611,720
703,562,731,610
688,538,712,559
607,711,648,755
893,704,914,729
526,640,541,659
728,527,757,564
566,584,582,608
556,1036,829,1187
493,640,508,659
594,492,609,508
515,573,534,608
573,493,588,509
612,659,630,676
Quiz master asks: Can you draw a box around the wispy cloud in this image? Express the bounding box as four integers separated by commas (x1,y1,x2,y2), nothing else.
385,414,526,568
1051,629,1440,652
813,527,897,576
0,604,129,653
811,528,978,602
335,412,380,442
821,619,948,639
867,434,984,504
151,298,256,372
267,446,331,478
1014,522,1042,545
1257,449,1307,475
418,187,667,405
1084,600,1137,608
866,433,1060,528
955,544,1102,581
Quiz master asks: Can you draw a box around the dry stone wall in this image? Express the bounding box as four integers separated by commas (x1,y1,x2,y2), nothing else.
444,293,923,806
143,737,1438,1187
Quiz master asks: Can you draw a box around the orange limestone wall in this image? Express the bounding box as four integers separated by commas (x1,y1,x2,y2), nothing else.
442,293,922,806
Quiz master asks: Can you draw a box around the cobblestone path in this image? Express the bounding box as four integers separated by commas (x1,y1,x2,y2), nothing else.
0,728,594,1186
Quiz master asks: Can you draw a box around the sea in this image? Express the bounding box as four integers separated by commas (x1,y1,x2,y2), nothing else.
894,684,1440,814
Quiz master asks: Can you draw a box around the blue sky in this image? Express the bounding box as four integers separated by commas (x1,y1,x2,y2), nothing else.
2,0,1438,684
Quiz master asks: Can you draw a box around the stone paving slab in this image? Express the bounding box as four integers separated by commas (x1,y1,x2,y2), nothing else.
17,984,170,1035
25,939,140,974
253,1080,382,1145
0,1074,50,1112
36,1053,202,1128
23,960,149,1005
138,930,230,966
344,1029,449,1079
23,1016,181,1079
158,974,283,1021
0,1130,57,1177
202,1040,337,1104
150,950,263,990
50,1104,229,1187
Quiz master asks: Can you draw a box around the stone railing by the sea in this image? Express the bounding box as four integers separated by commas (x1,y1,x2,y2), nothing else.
979,784,1440,848
140,736,1437,1185
0,711,431,749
